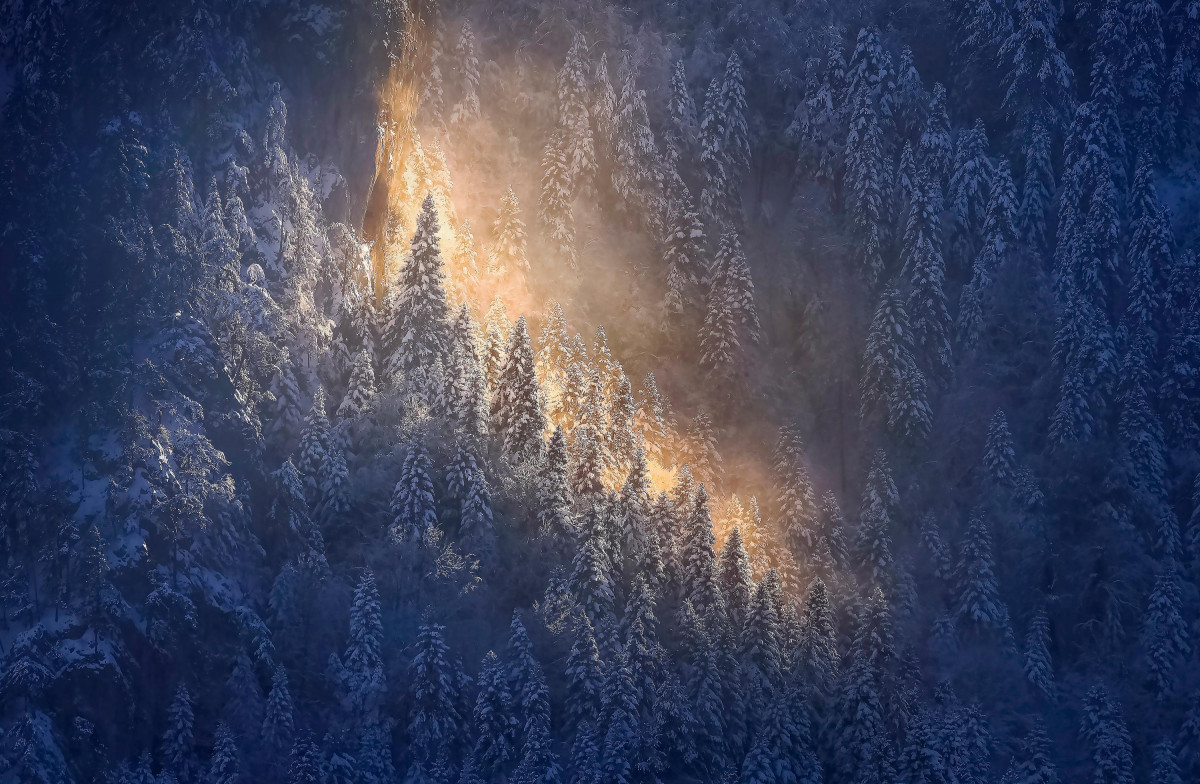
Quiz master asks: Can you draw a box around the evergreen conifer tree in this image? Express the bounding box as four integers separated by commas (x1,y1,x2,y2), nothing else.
1081,686,1134,784
384,195,453,388
450,23,481,124
556,34,596,188
162,684,196,783
490,187,528,274
409,612,467,767
1023,607,1056,699
491,317,546,462
861,288,932,439
472,650,517,777
389,445,439,543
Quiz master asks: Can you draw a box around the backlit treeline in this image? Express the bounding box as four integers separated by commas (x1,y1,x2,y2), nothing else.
358,10,792,577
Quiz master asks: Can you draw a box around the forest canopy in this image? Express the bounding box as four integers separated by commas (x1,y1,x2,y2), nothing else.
2,0,1200,782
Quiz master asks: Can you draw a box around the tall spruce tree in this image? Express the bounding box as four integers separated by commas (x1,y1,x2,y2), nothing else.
384,195,452,388
491,317,546,462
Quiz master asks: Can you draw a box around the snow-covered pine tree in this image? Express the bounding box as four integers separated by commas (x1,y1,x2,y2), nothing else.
846,26,896,128
589,325,621,401
207,722,238,784
490,187,528,274
592,53,619,164
845,86,887,283
225,652,265,747
507,613,551,749
948,119,993,267
270,359,307,447
904,173,952,381
389,445,439,543
296,386,331,501
1003,720,1058,784
537,426,574,547
262,668,295,771
420,18,446,129
447,306,489,439
555,34,596,186
919,83,953,184
633,372,672,465
330,569,386,721
536,301,572,394
1118,328,1168,499
699,274,741,381
894,46,926,138
622,451,663,580
162,683,196,783
1142,562,1190,700
287,735,322,784
622,573,660,717
491,317,545,462
540,130,578,271
855,498,897,594
959,0,1014,60
481,296,511,395
337,350,376,420
457,451,495,558
566,609,605,726
896,141,919,218
1081,685,1134,784
710,230,761,344
450,22,481,125
570,427,606,503
608,374,638,475
597,649,640,784
688,411,723,492
699,78,731,229
1000,0,1075,136
1022,606,1056,699
984,408,1018,490
955,512,1011,639
665,60,698,167
898,705,946,784
741,576,784,688
1017,122,1055,248
408,612,466,768
511,714,563,784
820,490,852,575
719,53,750,189
661,174,708,318
1162,283,1200,446
570,534,615,627
1152,740,1182,784
681,486,722,615
315,445,349,527
611,63,664,233
773,423,820,558
796,577,839,699
718,526,753,628
860,287,932,439
1124,0,1167,157
1126,155,1172,335
383,195,452,388
959,158,1017,353
1050,60,1127,445
472,650,517,777
795,39,849,191
835,632,895,783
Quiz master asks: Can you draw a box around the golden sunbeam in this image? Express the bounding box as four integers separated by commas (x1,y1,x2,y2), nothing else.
366,7,794,586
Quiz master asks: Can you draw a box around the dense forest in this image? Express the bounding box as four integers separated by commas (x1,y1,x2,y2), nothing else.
2,0,1200,781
